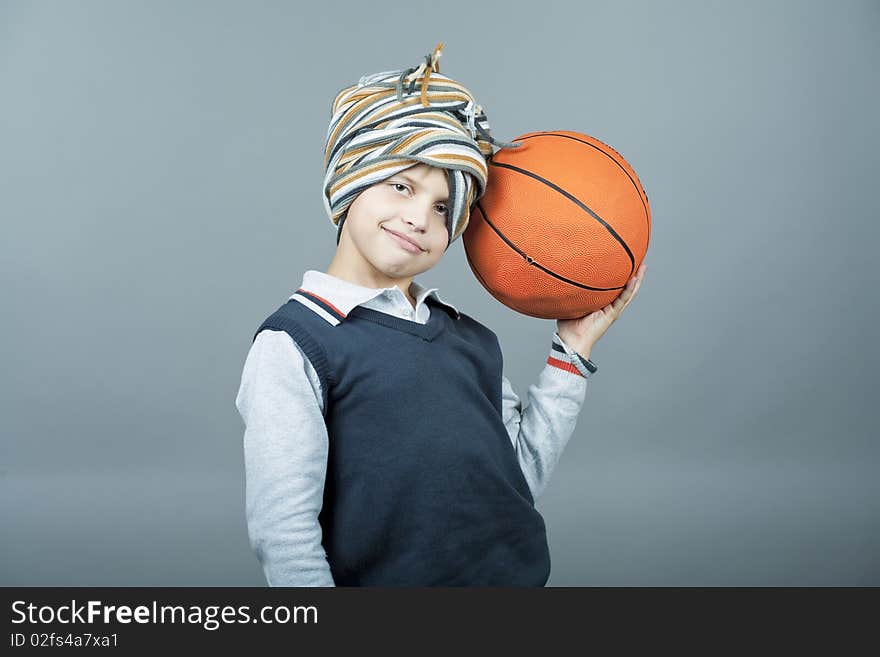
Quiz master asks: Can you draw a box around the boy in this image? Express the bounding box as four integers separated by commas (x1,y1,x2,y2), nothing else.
235,44,646,586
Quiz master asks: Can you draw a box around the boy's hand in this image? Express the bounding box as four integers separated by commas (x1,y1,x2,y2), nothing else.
555,263,647,358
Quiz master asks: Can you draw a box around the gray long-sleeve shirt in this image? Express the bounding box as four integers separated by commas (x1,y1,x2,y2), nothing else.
235,270,594,586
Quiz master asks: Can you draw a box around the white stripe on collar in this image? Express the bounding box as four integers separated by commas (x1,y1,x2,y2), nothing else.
289,270,460,325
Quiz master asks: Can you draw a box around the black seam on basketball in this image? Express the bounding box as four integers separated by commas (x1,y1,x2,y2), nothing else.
464,240,531,313
509,131,651,222
489,160,636,276
474,202,625,292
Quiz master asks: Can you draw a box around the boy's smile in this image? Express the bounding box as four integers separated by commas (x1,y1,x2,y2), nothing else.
382,226,425,253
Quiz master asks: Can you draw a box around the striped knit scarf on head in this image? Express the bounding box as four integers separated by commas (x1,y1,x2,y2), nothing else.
322,42,521,250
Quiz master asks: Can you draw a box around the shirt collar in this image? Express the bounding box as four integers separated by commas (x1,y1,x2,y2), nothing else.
291,270,460,323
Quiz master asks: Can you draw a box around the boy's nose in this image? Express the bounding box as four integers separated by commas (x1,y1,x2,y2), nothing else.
403,214,429,232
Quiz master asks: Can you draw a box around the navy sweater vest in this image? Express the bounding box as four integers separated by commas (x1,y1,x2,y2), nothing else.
255,295,551,586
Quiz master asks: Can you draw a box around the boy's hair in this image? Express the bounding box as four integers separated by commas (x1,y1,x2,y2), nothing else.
321,42,521,251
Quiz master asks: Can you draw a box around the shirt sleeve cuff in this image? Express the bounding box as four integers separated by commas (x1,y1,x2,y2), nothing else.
549,332,598,379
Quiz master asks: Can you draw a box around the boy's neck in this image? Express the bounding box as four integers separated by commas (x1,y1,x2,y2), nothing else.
323,264,417,308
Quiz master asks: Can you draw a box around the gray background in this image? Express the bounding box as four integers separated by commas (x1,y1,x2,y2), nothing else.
2,0,877,585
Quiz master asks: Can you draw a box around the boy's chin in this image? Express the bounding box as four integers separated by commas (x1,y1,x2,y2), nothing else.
372,257,430,279
376,263,417,278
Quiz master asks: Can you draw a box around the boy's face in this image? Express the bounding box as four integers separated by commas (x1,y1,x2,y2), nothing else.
335,163,451,287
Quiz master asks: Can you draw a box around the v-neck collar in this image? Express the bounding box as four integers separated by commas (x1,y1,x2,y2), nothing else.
346,296,451,341
294,270,460,322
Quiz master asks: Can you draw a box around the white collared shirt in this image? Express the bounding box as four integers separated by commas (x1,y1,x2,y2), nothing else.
235,270,591,586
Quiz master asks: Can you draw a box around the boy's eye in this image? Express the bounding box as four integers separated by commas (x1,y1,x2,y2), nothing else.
392,182,448,216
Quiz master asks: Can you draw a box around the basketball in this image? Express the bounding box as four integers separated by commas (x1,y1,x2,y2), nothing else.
462,130,651,320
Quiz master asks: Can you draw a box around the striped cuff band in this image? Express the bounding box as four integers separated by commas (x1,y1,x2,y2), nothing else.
548,332,598,379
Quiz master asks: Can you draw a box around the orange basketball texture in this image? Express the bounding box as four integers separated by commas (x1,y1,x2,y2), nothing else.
462,130,651,320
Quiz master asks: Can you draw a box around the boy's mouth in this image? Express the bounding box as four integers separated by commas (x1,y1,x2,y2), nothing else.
382,227,424,253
